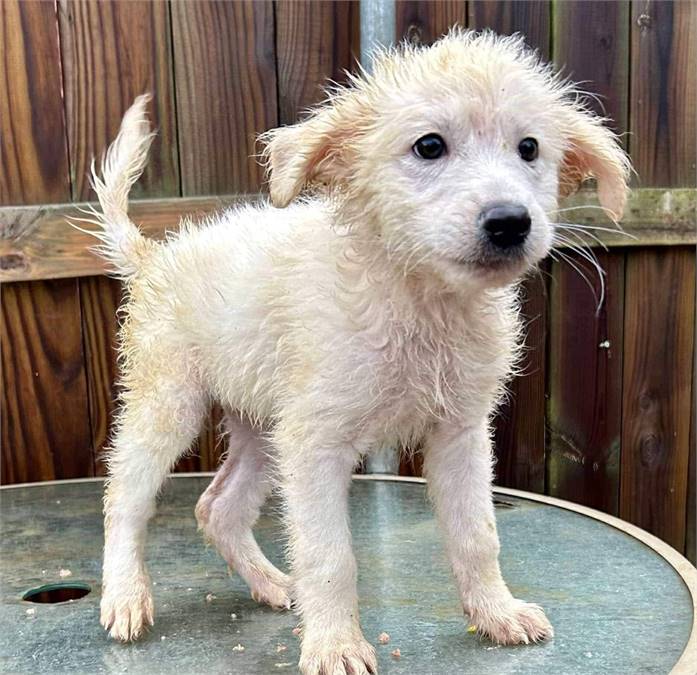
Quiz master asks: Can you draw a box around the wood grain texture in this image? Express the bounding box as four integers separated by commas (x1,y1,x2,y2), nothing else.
621,248,695,550
493,266,548,492
1,280,94,484
0,1,70,205
547,251,624,514
0,195,248,282
629,0,697,187
395,1,467,45
3,188,692,283
553,0,629,136
79,275,122,476
687,337,696,563
58,0,179,201
468,0,550,57
171,0,278,195
276,1,359,124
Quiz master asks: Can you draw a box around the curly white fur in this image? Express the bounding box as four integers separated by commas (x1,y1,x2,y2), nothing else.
89,30,629,675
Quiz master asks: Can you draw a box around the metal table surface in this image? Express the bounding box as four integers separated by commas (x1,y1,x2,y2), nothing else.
1,475,695,675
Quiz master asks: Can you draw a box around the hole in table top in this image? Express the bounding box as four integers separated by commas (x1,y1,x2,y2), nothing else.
22,582,91,604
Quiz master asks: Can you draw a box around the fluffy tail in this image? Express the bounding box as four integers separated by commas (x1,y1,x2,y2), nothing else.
81,94,156,278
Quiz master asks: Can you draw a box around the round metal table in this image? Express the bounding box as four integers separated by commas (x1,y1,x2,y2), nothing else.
1,475,695,674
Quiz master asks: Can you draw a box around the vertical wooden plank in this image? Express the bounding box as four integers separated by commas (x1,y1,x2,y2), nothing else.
629,0,696,187
0,2,93,484
171,0,278,196
59,0,179,201
553,1,629,137
79,276,122,476
276,1,360,125
468,1,550,58
0,0,70,205
621,248,695,550
545,2,629,513
493,268,548,492
1,280,94,484
687,339,696,564
546,251,624,513
395,1,468,45
60,0,180,473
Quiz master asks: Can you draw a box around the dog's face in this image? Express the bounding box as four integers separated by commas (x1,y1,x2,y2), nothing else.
264,30,630,289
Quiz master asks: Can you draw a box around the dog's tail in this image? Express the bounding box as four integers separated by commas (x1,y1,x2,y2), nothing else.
81,94,156,278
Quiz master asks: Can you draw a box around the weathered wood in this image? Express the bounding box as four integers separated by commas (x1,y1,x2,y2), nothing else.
2,188,692,283
0,195,247,282
1,280,94,484
395,1,467,45
553,0,629,137
629,0,697,187
688,343,696,564
557,188,697,247
0,1,70,205
78,276,122,476
468,0,550,58
276,1,360,125
58,0,179,201
171,0,278,195
620,248,695,550
547,251,624,514
493,265,548,493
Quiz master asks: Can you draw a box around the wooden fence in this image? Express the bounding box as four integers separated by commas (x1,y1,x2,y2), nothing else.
1,1,695,563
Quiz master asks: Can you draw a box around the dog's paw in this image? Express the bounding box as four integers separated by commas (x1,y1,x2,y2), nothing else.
469,598,553,645
299,635,377,675
249,572,292,611
100,577,154,642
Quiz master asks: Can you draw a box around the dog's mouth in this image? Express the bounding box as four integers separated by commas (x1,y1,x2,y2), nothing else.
449,242,530,273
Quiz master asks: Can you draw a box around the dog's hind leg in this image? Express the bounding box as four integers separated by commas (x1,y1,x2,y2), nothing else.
100,358,207,642
195,411,291,610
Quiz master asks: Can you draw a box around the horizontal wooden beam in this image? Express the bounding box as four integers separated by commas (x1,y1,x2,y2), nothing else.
1,188,694,282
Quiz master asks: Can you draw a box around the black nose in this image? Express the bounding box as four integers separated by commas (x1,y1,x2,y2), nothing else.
479,203,531,249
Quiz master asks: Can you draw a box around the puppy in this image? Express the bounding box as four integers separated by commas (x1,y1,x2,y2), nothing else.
89,29,629,675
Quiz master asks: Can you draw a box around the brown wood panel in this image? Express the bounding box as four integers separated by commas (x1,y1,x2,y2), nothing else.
1,280,93,484
4,188,692,283
79,276,122,476
171,0,278,196
276,1,359,125
621,248,695,550
396,1,468,45
493,265,548,493
553,1,629,137
547,251,624,513
468,0,550,58
0,195,248,283
629,0,697,187
687,339,696,563
0,0,70,205
58,0,179,201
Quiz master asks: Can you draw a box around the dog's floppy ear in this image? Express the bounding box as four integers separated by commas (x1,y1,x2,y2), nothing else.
261,107,351,208
558,109,631,222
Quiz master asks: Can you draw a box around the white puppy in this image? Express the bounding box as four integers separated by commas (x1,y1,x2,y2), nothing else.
89,30,629,675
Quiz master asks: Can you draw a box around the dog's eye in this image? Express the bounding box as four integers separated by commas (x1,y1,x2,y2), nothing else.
518,137,539,162
413,134,446,160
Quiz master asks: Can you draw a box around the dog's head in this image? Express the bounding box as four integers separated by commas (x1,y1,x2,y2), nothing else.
262,29,630,289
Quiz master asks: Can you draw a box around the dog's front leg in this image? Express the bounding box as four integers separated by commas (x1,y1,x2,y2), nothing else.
423,421,553,645
279,442,376,675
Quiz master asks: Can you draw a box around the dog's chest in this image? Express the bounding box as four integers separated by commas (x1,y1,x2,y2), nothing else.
353,310,511,441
